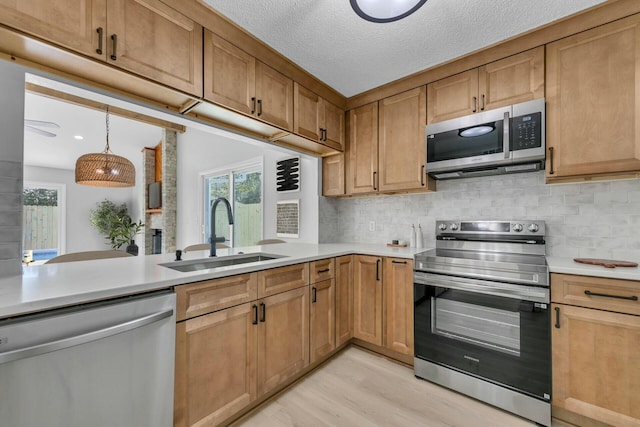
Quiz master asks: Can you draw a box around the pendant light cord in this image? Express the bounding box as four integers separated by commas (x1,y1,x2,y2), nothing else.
105,106,111,153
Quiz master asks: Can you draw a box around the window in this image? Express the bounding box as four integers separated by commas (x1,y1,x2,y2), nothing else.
22,182,66,264
202,160,262,247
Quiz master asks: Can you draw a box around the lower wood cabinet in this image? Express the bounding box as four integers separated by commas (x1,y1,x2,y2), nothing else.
551,273,640,427
353,255,383,346
174,302,257,427
310,278,336,363
335,255,354,346
383,257,414,356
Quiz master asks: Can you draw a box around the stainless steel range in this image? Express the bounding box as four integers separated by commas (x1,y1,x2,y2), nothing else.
413,220,550,426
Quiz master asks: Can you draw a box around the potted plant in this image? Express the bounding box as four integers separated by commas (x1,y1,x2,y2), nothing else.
90,200,144,255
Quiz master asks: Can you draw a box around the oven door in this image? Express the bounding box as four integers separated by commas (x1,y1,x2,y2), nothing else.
414,272,550,401
426,106,511,173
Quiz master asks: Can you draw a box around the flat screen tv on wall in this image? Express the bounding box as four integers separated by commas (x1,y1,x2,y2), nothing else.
148,182,161,209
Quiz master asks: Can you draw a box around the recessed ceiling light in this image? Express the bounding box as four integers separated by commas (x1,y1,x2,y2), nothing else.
74,135,84,140
350,0,428,23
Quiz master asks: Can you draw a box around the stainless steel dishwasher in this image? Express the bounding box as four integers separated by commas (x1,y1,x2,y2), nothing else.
0,290,176,427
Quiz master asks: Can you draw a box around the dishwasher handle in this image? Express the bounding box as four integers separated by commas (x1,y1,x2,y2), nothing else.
0,308,174,365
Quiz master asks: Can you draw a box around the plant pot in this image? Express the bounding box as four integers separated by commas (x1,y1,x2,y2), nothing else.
126,240,139,256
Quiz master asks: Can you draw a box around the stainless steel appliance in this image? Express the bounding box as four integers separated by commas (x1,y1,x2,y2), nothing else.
425,98,545,179
0,291,176,427
414,220,550,426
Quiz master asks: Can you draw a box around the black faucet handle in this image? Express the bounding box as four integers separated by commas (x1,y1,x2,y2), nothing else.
175,250,182,261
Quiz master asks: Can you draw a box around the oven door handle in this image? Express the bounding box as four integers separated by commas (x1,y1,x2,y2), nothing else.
414,272,549,303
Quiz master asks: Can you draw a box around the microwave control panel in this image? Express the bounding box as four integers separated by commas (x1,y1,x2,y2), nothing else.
511,112,542,151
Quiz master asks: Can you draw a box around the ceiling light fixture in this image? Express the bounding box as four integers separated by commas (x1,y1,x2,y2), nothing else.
350,0,428,23
75,106,135,187
74,135,84,140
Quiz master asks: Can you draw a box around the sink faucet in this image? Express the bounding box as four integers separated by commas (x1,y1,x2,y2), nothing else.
210,197,234,257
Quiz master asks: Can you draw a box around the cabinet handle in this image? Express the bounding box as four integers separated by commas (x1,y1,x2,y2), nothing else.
257,99,263,116
373,171,377,191
480,94,485,111
259,302,266,322
251,97,256,114
321,128,327,141
252,304,258,325
472,96,477,113
392,260,407,264
312,286,317,303
421,165,425,186
318,268,330,274
548,147,554,175
96,27,103,55
554,307,560,328
584,290,638,301
110,34,117,60
376,259,380,281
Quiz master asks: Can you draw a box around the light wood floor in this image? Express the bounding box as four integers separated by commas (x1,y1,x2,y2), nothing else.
236,347,574,427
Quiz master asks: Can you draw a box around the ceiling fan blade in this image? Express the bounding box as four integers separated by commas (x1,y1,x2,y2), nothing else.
24,119,60,129
25,125,57,137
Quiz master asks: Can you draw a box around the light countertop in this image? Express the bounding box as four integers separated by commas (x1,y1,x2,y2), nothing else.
0,243,426,319
546,256,640,281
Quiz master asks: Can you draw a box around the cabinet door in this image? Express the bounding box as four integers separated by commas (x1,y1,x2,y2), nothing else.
294,83,321,141
255,61,294,131
427,69,478,123
552,303,640,427
322,154,345,197
478,47,544,111
0,0,106,60
346,102,378,194
323,100,345,151
310,279,336,363
546,15,640,179
378,86,427,192
257,287,309,395
383,258,414,356
107,0,203,96
353,255,383,346
336,255,354,347
174,303,257,427
204,30,255,114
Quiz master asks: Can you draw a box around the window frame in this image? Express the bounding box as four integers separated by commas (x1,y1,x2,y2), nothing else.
199,157,264,247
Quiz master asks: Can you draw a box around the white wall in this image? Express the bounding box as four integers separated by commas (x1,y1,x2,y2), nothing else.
176,127,319,249
24,165,142,253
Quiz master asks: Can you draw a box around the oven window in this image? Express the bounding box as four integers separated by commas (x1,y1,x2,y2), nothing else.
433,298,521,356
427,120,504,163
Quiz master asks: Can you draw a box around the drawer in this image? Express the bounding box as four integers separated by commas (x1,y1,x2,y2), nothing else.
551,273,640,316
176,273,258,321
258,263,309,298
310,258,335,283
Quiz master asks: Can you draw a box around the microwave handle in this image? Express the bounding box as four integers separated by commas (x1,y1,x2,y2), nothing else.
503,111,510,159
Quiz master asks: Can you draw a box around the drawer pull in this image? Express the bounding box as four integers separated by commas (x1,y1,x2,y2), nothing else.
584,290,638,301
392,260,407,264
317,268,330,274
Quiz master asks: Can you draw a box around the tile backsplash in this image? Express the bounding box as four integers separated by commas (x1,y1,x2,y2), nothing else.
0,160,23,277
319,171,640,260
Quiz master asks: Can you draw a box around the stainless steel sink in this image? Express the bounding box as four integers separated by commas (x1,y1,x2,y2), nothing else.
159,253,284,272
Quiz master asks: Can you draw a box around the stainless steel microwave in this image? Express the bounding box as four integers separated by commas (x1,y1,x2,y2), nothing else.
425,98,545,179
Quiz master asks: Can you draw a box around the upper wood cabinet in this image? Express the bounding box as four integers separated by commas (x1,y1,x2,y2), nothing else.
346,102,378,194
322,154,345,196
345,87,434,195
427,47,544,124
379,86,433,192
294,83,345,150
0,0,203,96
383,258,413,356
204,30,293,131
546,15,640,181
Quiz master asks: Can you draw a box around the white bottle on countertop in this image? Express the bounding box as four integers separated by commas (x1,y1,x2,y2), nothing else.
416,224,423,248
410,224,416,248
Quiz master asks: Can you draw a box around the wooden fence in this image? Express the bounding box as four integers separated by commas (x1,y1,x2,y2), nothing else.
212,203,261,247
23,205,58,250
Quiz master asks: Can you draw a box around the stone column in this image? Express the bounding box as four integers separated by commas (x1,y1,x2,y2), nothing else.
162,129,177,253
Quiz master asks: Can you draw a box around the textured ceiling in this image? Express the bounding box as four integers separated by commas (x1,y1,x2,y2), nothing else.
203,0,607,97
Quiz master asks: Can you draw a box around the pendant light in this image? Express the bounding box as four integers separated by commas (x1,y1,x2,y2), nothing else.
75,106,135,187
350,0,428,23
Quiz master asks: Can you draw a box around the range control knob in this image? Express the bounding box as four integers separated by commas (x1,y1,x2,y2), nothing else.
449,223,459,231
528,223,540,233
438,223,447,231
512,223,524,232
